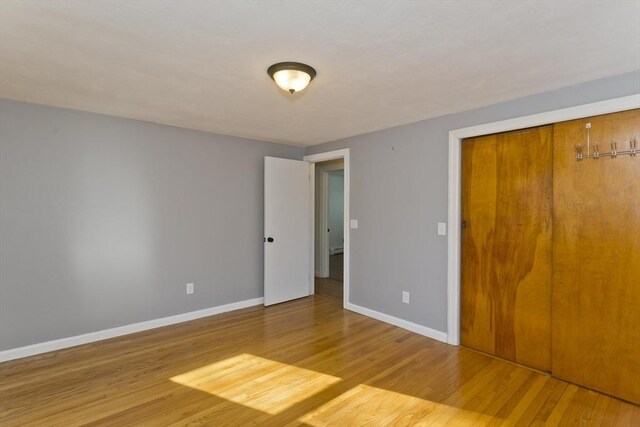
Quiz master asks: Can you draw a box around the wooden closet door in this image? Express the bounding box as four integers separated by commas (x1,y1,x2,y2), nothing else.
461,126,553,371
552,109,640,404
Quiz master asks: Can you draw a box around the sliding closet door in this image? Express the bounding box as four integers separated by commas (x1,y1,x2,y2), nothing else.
552,109,640,404
461,126,553,371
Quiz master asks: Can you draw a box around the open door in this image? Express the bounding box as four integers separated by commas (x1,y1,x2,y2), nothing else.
264,157,311,306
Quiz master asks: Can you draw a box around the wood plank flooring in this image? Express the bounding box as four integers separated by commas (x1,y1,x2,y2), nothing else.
315,253,343,302
315,276,343,302
329,253,343,282
1,285,638,426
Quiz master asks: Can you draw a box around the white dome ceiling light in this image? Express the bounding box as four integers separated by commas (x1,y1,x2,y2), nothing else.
267,62,316,94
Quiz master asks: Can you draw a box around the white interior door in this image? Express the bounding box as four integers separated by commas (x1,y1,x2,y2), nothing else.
264,157,311,306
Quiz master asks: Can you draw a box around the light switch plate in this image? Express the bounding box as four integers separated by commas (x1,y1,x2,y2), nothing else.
350,219,358,229
438,222,447,236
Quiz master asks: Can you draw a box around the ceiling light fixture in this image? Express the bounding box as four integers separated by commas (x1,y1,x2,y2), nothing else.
267,62,316,94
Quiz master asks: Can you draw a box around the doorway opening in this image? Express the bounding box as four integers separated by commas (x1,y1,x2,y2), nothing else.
303,148,350,308
314,159,344,302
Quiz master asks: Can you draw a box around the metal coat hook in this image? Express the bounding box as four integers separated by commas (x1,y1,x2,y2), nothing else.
575,144,583,160
575,123,639,161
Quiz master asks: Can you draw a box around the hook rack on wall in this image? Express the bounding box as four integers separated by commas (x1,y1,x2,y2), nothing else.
575,122,637,161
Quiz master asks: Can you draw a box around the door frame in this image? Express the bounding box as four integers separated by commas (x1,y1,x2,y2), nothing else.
304,148,350,308
447,94,640,345
316,163,345,278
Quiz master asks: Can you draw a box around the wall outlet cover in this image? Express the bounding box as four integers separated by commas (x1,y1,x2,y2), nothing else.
438,222,447,236
186,282,195,295
402,291,410,304
350,219,358,229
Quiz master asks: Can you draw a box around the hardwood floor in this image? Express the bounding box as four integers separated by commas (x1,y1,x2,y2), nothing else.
315,253,343,302
329,253,343,282
1,291,638,425
314,276,343,302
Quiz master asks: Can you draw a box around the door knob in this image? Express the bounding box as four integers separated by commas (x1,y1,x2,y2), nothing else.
267,237,274,242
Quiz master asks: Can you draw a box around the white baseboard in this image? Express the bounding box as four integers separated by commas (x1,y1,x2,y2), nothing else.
345,302,448,343
0,297,264,363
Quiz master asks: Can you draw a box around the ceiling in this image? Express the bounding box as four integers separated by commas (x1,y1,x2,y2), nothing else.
1,1,638,146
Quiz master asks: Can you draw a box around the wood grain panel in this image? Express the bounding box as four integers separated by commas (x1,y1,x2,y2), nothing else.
1,281,638,425
461,126,553,371
552,108,640,405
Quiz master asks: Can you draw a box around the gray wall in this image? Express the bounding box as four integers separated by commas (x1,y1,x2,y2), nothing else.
2,71,638,351
306,70,640,334
0,99,303,350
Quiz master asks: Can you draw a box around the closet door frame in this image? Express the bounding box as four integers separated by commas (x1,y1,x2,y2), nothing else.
446,94,639,346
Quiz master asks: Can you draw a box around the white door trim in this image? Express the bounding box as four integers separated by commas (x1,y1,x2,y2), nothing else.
447,94,640,346
304,148,350,308
315,163,345,278
317,169,330,277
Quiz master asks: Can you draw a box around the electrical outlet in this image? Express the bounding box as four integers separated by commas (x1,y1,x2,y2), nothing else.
186,282,194,295
438,222,447,236
402,291,410,304
350,219,358,229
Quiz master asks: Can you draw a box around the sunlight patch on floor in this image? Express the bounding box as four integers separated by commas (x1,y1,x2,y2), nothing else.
298,384,499,426
170,353,341,415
